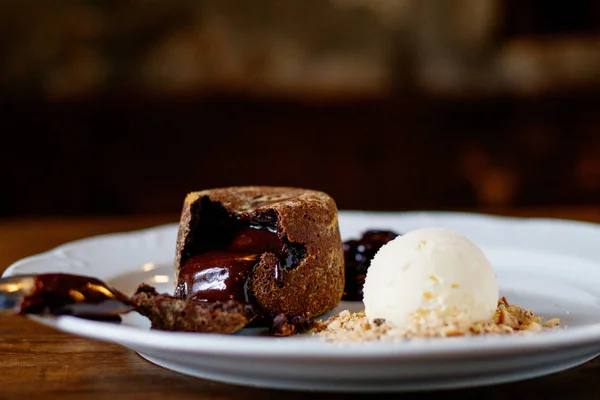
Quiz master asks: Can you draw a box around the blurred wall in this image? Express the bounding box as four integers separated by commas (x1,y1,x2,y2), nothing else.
1,0,599,216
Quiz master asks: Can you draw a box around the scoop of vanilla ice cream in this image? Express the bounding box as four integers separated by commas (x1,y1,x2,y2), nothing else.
362,227,499,328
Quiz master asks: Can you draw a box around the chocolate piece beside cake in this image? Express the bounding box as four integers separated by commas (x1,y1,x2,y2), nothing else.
132,283,251,334
174,186,345,329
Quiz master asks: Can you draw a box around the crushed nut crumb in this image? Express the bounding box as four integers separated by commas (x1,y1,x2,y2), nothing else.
543,318,561,328
314,298,560,342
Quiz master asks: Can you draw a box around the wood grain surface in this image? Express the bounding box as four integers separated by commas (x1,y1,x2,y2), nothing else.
1,209,600,400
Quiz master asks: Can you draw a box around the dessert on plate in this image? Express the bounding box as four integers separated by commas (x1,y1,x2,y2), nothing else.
134,186,345,335
1,186,560,341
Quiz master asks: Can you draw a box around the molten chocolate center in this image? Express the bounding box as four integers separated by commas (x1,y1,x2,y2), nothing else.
176,226,284,303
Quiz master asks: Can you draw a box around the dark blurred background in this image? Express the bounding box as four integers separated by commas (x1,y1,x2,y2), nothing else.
0,0,599,217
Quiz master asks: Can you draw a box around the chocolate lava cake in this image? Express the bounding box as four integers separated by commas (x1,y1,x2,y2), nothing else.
134,186,344,335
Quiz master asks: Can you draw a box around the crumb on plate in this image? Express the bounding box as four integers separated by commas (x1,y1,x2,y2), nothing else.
313,297,560,342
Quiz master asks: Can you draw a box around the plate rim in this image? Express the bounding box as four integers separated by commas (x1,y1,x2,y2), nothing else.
5,210,600,276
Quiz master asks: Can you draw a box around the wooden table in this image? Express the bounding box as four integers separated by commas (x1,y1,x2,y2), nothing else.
1,209,600,400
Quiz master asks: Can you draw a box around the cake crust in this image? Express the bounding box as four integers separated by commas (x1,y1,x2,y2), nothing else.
174,186,344,319
132,283,251,333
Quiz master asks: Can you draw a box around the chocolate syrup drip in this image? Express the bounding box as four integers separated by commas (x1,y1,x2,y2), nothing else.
176,225,287,303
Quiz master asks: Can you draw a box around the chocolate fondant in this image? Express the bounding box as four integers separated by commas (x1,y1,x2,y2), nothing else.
174,186,344,321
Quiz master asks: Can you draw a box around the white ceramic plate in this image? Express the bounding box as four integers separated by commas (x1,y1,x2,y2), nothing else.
4,211,600,392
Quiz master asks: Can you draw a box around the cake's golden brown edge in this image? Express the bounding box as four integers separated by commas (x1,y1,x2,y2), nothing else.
132,283,252,334
174,186,345,318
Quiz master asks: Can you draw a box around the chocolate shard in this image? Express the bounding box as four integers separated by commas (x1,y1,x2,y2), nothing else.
131,283,253,334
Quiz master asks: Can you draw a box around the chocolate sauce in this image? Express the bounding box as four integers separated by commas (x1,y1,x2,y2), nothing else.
273,263,285,284
176,252,259,302
5,273,135,318
228,225,282,253
176,225,286,303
